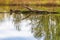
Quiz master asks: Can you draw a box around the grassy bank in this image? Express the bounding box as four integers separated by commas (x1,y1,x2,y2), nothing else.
0,0,60,12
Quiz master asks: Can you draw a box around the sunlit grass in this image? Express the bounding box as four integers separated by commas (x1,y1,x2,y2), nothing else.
55,7,60,12
0,0,60,12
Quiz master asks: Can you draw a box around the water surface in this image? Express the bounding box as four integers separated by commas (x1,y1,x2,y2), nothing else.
0,13,60,40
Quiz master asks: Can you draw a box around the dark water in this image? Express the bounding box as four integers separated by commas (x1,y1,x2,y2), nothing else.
0,12,60,40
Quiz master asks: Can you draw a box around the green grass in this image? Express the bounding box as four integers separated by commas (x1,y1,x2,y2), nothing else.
55,7,60,12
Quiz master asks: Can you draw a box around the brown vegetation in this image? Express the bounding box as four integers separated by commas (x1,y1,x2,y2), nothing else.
0,0,60,4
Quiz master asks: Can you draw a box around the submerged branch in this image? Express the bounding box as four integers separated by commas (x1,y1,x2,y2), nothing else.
0,6,59,15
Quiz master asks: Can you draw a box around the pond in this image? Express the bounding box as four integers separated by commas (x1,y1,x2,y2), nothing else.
0,12,60,40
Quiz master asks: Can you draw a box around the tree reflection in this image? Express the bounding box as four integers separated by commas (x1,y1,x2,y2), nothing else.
12,12,31,31
0,13,5,22
13,13,21,31
12,12,60,40
29,14,60,40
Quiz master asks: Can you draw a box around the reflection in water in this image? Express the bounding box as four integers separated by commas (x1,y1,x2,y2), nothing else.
13,14,21,31
0,12,60,40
